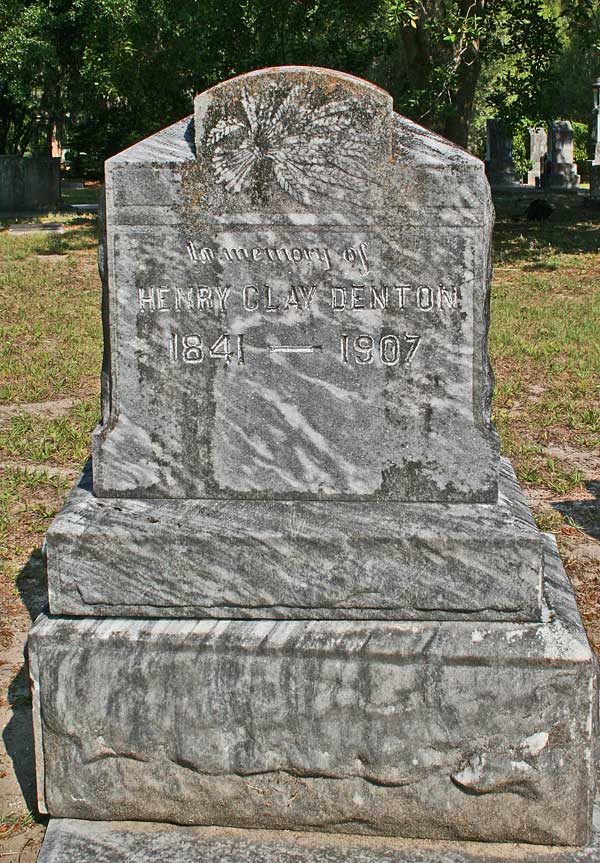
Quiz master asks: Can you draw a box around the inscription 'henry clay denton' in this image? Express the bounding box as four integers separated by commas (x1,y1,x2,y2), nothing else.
92,67,498,501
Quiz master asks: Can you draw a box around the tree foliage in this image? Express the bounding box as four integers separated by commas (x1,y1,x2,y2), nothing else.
0,0,597,166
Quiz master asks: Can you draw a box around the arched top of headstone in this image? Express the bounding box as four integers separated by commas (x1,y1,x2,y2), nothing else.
196,65,392,107
193,67,393,212
107,66,484,228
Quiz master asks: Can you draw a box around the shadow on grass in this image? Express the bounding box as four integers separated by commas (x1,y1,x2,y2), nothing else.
34,219,98,257
552,482,600,542
2,549,49,822
492,192,600,267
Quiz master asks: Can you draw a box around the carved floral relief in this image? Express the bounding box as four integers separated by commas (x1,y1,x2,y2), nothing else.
206,84,375,204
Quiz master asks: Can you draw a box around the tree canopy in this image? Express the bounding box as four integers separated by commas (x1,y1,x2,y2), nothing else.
0,0,598,167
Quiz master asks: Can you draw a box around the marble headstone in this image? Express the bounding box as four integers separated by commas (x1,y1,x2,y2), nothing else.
484,119,520,188
92,68,498,503
44,69,550,622
29,68,597,857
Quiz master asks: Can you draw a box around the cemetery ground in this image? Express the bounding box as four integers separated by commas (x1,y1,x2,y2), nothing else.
0,193,599,860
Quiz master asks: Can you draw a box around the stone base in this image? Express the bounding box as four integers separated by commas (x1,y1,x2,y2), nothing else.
45,458,543,621
546,164,580,190
29,534,597,846
485,163,520,189
36,800,600,863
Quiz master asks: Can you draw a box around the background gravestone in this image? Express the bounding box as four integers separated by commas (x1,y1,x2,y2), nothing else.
29,68,598,858
545,121,580,189
484,119,520,188
0,156,60,212
527,127,547,186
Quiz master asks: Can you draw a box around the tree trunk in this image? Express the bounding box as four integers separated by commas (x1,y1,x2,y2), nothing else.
443,0,486,147
442,38,482,147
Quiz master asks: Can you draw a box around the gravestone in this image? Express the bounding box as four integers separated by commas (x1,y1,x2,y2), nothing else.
484,119,520,188
545,121,580,189
29,68,598,862
590,163,600,199
589,78,600,164
0,156,60,212
527,127,547,186
588,79,600,200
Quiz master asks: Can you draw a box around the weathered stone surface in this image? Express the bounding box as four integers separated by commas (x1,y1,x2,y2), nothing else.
484,120,520,188
35,802,600,863
29,535,598,845
92,67,498,502
46,458,542,621
545,122,580,190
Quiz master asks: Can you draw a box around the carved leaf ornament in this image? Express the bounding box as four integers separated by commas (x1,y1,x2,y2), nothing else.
207,84,375,204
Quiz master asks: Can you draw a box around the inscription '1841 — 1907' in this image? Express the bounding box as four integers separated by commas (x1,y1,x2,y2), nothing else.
167,331,421,367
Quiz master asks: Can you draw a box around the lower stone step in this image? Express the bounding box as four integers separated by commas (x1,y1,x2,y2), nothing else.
37,802,600,863
29,534,597,846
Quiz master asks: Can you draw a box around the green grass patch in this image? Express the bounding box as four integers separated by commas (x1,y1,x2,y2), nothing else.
0,401,98,467
0,467,70,574
0,810,35,833
490,195,600,493
0,218,102,403
60,182,102,207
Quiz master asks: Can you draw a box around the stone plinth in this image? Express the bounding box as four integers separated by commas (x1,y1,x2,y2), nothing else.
29,536,597,846
46,459,542,621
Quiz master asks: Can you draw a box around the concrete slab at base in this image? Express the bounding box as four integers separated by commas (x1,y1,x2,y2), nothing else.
29,534,597,846
46,458,543,621
36,801,600,863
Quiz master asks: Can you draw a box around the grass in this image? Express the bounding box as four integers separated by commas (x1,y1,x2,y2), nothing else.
0,210,101,593
490,194,600,494
0,810,35,835
59,180,102,207
0,215,102,403
0,401,98,466
0,467,71,578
